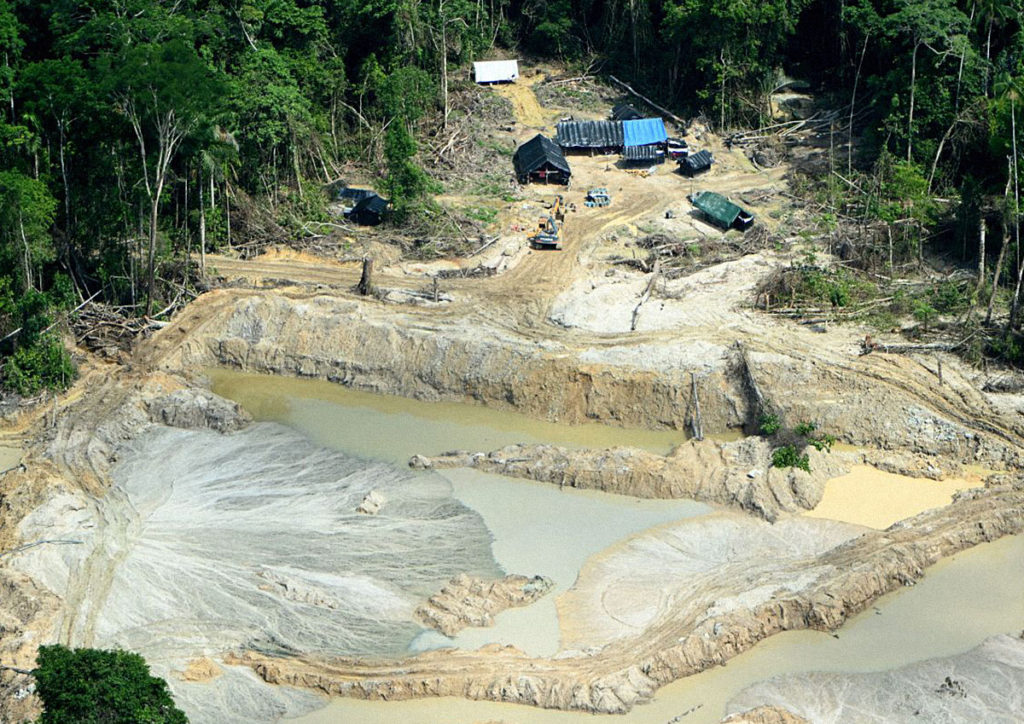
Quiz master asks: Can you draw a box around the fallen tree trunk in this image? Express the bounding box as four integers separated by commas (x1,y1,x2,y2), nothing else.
608,76,687,128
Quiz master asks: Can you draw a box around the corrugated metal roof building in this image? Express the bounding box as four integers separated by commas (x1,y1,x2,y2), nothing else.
555,120,624,151
679,149,713,176
689,191,754,230
513,134,571,184
622,144,665,163
622,118,668,147
474,60,519,84
611,103,644,121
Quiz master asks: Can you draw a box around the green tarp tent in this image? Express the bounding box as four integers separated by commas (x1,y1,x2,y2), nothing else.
689,191,754,230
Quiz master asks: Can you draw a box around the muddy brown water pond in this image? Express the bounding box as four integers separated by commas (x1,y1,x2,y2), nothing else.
293,533,1024,724
202,371,1024,723
208,370,711,659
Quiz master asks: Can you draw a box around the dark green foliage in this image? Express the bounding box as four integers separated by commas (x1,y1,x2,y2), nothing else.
989,332,1024,364
767,266,878,310
0,276,77,395
762,412,833,470
758,411,782,436
34,644,187,724
793,420,817,437
808,432,837,452
384,122,433,219
2,335,75,395
772,444,811,472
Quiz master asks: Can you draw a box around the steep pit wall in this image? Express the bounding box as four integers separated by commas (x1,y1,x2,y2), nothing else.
161,292,745,432
156,290,1024,468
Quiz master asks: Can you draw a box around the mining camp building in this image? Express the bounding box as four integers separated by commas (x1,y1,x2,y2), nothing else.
513,134,571,185
689,191,754,230
679,149,713,176
620,118,668,165
346,193,389,225
555,120,624,153
611,103,644,121
474,59,519,84
622,118,668,148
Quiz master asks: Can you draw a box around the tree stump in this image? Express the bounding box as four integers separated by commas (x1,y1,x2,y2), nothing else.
357,257,374,296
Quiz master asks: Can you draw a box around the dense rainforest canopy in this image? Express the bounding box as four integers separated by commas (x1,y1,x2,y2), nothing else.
0,0,1022,392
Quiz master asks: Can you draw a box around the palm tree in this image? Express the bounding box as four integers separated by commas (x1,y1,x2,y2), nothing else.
196,126,238,272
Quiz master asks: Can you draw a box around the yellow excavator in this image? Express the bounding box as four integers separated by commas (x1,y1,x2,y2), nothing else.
547,194,566,222
529,215,560,250
529,195,565,250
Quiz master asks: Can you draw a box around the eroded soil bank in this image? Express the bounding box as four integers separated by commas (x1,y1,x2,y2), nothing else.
155,289,1024,468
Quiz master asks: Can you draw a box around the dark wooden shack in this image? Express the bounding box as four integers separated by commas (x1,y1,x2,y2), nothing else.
513,134,571,185
611,103,644,121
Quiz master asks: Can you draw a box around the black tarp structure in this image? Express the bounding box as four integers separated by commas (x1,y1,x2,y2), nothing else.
347,193,389,225
513,134,571,184
555,120,624,151
622,144,665,163
611,103,644,121
337,187,375,203
679,149,713,176
666,137,689,158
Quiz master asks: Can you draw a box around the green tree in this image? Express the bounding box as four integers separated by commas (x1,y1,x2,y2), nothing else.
0,170,57,291
0,0,23,119
107,39,224,315
17,59,92,246
33,644,188,724
383,121,430,218
885,0,968,162
232,47,313,192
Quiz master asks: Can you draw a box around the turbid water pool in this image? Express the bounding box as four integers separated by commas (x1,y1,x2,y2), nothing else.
59,370,1022,724
47,370,710,723
203,371,1024,724
207,370,712,658
292,533,1024,723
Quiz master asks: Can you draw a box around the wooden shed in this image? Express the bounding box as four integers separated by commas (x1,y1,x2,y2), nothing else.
513,134,571,185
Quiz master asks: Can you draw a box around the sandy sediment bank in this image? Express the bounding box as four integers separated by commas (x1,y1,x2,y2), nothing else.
410,438,848,521
0,370,250,722
228,478,1024,714
415,574,555,637
727,634,1024,722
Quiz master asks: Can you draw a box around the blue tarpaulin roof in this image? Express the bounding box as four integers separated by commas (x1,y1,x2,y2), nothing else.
622,118,667,147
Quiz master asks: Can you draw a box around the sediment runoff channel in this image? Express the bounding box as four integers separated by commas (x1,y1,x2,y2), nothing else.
44,370,1024,723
